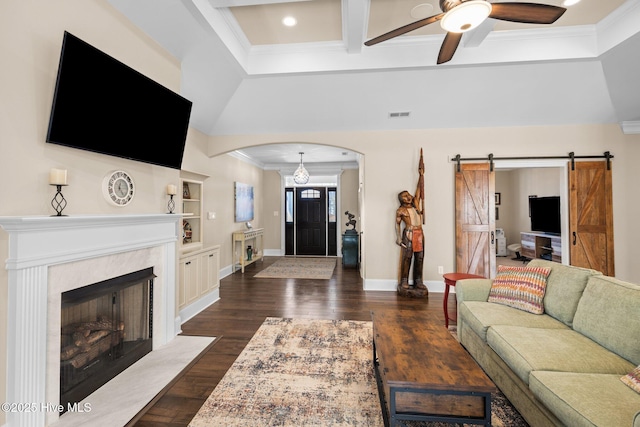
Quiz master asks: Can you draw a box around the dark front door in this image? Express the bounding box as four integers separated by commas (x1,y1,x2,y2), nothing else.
296,187,326,256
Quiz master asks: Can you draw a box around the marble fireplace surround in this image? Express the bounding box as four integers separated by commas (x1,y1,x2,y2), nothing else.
0,215,182,427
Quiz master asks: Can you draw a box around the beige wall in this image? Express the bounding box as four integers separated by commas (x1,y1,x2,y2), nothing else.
197,154,265,267
0,0,194,421
341,169,360,232
207,127,640,286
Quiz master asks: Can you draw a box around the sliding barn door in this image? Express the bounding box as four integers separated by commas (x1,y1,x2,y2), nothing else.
569,161,614,276
455,163,496,278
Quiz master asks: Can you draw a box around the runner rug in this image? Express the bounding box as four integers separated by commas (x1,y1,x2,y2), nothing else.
253,257,336,280
189,317,528,427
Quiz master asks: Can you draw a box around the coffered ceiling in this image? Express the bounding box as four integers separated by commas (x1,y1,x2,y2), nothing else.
107,0,640,166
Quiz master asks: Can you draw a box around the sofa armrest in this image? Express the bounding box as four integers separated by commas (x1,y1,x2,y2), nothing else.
456,278,492,303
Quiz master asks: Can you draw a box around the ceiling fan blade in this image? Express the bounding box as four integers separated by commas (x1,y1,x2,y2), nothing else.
364,13,445,46
489,3,566,24
437,32,463,64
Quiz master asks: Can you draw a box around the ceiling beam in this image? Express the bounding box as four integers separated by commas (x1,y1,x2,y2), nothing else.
463,18,496,48
207,0,311,7
343,0,370,54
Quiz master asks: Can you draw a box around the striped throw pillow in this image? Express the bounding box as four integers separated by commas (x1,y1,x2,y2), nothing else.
488,265,551,314
621,365,640,394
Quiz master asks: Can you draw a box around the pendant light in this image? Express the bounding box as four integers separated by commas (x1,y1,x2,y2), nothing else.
293,152,310,185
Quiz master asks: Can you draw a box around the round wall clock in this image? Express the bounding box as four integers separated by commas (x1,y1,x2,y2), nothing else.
103,170,135,206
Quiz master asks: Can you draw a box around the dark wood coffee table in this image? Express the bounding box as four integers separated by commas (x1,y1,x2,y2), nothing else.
371,310,495,426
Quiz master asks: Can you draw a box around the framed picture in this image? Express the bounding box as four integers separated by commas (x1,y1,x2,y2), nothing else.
495,193,501,205
234,182,254,222
183,183,191,199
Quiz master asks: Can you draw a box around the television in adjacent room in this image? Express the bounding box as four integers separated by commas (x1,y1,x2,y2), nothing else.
529,196,561,235
46,31,192,169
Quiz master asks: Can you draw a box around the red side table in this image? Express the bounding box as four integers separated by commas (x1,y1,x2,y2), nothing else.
443,273,484,328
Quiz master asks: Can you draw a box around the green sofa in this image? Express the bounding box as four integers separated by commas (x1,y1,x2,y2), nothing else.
456,259,640,427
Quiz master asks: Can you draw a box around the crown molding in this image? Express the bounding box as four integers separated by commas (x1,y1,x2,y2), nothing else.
621,121,640,134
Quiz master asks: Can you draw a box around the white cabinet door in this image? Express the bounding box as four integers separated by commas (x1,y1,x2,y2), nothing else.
200,248,219,296
179,255,200,308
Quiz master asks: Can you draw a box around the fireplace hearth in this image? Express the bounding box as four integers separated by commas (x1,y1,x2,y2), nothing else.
60,268,155,410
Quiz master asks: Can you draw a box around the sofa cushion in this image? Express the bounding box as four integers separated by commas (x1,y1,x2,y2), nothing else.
487,325,636,385
530,371,640,427
527,259,601,327
459,301,568,342
573,275,640,366
622,365,640,394
488,265,551,314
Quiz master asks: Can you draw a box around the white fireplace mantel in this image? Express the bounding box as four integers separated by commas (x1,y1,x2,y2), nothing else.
0,214,182,427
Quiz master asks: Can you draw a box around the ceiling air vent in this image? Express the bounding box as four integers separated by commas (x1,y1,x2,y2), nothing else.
389,111,411,118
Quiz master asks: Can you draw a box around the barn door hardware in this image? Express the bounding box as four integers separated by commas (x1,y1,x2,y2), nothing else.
453,152,614,171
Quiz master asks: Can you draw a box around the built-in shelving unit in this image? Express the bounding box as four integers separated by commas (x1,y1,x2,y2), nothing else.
181,179,203,253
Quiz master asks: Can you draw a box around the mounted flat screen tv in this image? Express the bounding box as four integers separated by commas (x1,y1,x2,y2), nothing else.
46,32,192,169
529,196,561,235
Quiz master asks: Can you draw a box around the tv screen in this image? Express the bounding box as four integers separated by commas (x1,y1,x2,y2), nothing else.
46,32,192,169
530,196,561,235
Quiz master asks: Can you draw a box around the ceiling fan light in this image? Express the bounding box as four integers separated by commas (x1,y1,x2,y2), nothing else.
440,0,492,33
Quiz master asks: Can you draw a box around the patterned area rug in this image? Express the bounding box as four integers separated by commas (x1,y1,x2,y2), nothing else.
189,317,380,426
253,257,336,279
189,317,528,427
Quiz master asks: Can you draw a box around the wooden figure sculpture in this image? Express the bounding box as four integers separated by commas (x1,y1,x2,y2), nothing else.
395,149,427,297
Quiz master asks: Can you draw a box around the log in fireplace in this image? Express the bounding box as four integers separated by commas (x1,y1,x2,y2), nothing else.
60,267,155,410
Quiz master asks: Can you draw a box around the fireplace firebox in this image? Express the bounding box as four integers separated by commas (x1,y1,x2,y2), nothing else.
60,267,155,409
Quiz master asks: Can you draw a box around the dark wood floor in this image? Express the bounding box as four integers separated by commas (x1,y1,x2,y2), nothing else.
133,256,451,427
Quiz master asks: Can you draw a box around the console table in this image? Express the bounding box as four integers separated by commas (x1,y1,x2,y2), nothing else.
232,228,264,273
372,310,495,426
521,231,562,263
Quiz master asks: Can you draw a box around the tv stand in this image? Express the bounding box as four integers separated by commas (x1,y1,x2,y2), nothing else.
520,232,561,263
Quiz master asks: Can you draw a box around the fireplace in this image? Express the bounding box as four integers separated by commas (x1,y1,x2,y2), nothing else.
0,214,181,427
59,268,155,410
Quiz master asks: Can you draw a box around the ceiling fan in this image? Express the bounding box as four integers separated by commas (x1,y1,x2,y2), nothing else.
364,0,567,64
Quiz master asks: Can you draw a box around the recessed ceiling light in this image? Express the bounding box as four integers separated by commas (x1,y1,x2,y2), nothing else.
282,16,297,27
411,3,434,19
562,0,581,6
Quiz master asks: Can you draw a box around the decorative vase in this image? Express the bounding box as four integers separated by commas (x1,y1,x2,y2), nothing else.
247,245,253,261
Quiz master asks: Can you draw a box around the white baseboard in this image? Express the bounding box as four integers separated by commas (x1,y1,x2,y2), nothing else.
220,264,234,279
220,261,448,293
363,279,446,293
179,289,220,324
264,249,283,256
